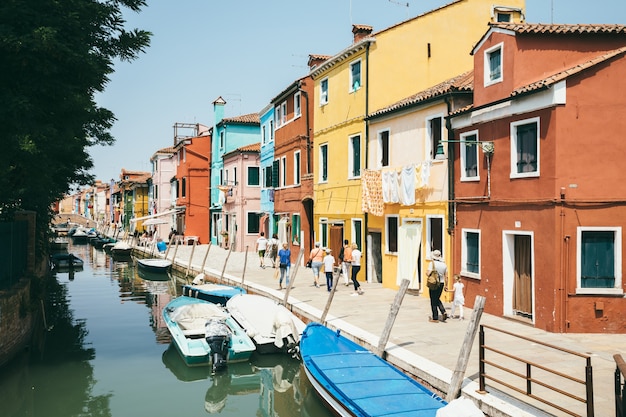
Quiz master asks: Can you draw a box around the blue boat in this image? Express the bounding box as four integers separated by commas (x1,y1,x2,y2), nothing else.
300,322,446,417
182,282,246,305
162,296,256,372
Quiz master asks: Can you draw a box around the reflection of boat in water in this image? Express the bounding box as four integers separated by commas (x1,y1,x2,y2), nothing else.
162,343,214,382
50,253,84,270
204,353,303,415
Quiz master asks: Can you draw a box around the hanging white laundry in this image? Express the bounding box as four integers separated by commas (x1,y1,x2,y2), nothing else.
421,161,431,188
400,164,416,205
390,170,400,203
382,170,400,204
382,170,391,203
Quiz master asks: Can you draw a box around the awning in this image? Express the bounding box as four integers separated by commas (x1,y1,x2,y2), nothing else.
130,209,181,223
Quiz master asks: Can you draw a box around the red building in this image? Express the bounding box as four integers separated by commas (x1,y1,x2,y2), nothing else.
272,74,316,263
173,123,211,244
449,23,626,333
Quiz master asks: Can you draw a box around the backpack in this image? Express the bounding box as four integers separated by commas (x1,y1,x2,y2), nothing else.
426,265,440,290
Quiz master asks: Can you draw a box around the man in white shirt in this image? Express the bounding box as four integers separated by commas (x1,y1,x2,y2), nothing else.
255,232,268,268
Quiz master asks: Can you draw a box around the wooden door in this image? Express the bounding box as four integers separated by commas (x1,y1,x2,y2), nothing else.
513,235,532,318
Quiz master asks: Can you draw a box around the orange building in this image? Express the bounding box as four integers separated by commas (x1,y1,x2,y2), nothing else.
449,23,626,333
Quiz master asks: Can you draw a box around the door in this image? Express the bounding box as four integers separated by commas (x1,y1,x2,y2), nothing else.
368,232,383,283
329,225,344,268
398,220,422,289
513,235,533,319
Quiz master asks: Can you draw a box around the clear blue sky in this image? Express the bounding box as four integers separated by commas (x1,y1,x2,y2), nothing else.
91,0,626,182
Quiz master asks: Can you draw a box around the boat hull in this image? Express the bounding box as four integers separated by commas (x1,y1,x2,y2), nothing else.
137,258,172,273
300,322,446,417
182,283,246,306
163,296,255,368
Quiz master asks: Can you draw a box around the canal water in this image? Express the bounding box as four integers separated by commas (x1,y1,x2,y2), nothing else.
0,242,332,417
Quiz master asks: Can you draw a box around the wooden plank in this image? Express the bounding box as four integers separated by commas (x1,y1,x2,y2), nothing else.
376,278,410,357
446,295,486,402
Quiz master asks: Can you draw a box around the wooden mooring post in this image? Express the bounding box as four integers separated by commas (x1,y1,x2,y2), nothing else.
241,246,249,285
321,267,342,324
376,278,410,357
220,242,234,281
446,295,486,402
283,248,304,305
185,240,197,278
199,242,212,273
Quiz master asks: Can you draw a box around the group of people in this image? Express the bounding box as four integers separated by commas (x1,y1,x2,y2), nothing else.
308,240,363,295
256,232,465,321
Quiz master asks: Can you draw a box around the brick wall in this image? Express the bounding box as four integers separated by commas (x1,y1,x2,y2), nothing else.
0,278,33,367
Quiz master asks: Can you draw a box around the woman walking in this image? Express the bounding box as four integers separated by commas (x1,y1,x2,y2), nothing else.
308,242,324,288
350,243,363,296
277,242,291,289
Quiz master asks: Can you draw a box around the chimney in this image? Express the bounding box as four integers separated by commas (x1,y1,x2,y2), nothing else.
352,24,373,43
308,54,331,71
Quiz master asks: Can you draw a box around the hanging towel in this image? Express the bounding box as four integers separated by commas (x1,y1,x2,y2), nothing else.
400,164,416,205
382,170,400,204
421,161,431,188
361,170,384,216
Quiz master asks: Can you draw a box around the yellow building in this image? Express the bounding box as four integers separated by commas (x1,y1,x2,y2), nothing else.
311,1,525,288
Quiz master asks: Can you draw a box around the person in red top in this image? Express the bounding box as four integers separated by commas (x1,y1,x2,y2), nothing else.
339,239,353,286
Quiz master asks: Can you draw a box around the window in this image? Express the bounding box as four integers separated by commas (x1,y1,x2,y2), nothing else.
462,229,480,278
350,59,361,92
219,169,223,186
320,78,328,105
379,130,389,167
427,116,443,160
233,167,237,185
294,92,301,118
247,166,260,186
269,120,274,141
577,227,622,294
386,215,399,253
427,216,444,258
320,219,328,247
181,177,186,198
263,166,273,188
281,156,287,187
484,43,503,86
496,12,511,22
224,169,229,185
291,214,300,244
262,125,267,145
247,212,262,234
460,131,479,181
272,159,280,188
275,105,282,127
281,101,287,125
294,151,301,185
510,117,540,178
349,134,361,178
319,143,328,182
219,130,225,149
154,184,158,199
352,218,362,250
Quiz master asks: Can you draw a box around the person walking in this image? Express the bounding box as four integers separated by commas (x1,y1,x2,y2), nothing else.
308,242,324,288
350,243,363,296
267,234,279,268
277,242,291,289
255,232,268,268
447,275,465,320
322,248,336,292
339,239,353,286
426,250,447,322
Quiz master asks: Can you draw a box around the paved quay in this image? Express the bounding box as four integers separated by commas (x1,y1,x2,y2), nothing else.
137,242,625,417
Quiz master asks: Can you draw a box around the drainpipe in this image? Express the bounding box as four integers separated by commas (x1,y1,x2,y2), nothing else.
364,41,370,282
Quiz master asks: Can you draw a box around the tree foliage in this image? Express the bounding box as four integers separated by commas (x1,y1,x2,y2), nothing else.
0,0,151,226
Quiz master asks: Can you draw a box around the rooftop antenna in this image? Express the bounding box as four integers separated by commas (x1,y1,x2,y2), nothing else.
388,0,410,18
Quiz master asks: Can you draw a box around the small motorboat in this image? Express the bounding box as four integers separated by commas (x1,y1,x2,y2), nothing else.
137,258,172,273
70,227,89,243
50,236,69,252
300,322,447,417
111,241,133,260
162,296,256,372
182,274,246,305
226,294,306,355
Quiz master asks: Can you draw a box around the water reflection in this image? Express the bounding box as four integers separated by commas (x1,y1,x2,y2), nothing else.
0,241,331,417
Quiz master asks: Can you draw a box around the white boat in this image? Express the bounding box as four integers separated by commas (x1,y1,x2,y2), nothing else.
226,294,306,355
137,258,172,273
111,241,132,260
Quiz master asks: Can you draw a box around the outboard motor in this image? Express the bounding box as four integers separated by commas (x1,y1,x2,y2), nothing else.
205,318,231,373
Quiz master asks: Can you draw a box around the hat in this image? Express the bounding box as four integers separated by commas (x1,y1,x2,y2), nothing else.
431,250,442,261
325,248,332,253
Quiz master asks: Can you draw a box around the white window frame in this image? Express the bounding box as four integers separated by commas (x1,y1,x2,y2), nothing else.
319,218,328,247
461,228,481,279
219,130,225,149
275,104,282,127
262,124,267,145
294,150,301,185
246,211,262,234
320,78,329,106
349,59,362,93
269,120,274,141
484,42,504,86
510,117,540,179
319,143,328,183
576,226,623,295
281,156,287,187
348,134,361,179
246,166,260,187
280,101,287,125
426,114,444,160
294,92,301,118
351,218,362,250
385,214,399,255
460,130,480,181
426,214,445,260
378,129,390,168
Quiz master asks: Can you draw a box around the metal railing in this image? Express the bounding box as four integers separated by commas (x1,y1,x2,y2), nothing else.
616,354,626,417
479,324,594,417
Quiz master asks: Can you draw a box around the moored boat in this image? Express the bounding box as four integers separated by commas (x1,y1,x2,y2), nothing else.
300,322,447,417
50,252,84,270
110,241,132,260
162,296,256,372
137,258,172,273
226,293,305,355
183,275,246,305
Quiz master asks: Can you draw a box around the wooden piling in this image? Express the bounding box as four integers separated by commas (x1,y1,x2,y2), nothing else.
283,248,304,305
446,295,486,402
241,246,249,285
220,241,234,281
200,242,212,272
376,278,410,357
185,240,197,278
321,266,341,324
